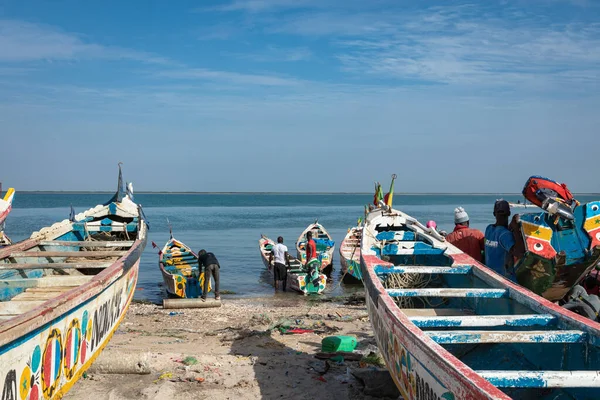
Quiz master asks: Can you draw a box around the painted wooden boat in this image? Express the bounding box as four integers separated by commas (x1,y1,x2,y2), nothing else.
361,204,600,400
339,226,362,283
259,235,326,294
513,200,600,302
158,236,209,298
0,166,147,399
296,221,335,277
0,185,15,246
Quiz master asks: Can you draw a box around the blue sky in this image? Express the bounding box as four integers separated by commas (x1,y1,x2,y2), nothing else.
1,0,599,192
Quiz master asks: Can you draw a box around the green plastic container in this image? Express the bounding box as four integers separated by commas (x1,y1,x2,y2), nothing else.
321,335,357,353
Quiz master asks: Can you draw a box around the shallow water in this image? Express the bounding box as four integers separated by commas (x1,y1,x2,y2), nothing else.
7,192,599,303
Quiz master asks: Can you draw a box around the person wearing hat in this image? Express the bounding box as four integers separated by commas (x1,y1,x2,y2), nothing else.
446,207,485,262
484,199,518,280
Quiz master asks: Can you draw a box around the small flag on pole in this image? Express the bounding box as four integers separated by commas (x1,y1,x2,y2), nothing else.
69,205,76,222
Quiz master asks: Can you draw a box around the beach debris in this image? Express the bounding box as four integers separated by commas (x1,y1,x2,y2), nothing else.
308,360,330,376
279,327,314,335
315,352,363,361
321,335,358,353
168,311,184,316
153,371,173,384
251,313,272,325
314,376,327,383
181,356,198,366
196,377,205,383
351,368,400,398
360,352,385,368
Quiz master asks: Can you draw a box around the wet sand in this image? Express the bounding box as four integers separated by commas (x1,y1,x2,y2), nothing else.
64,294,394,400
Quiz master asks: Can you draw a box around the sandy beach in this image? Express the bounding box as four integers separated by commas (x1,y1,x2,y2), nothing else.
64,294,398,400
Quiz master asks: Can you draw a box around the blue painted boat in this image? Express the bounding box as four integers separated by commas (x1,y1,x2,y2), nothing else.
0,165,147,398
361,204,600,399
158,236,210,299
513,200,600,303
296,221,335,277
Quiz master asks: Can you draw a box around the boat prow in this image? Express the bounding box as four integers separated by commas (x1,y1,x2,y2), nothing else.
0,165,147,398
0,185,15,246
158,235,209,299
296,222,335,278
340,226,362,283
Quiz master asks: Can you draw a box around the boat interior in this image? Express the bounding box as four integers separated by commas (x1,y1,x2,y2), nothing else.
0,213,139,324
161,240,198,277
371,223,600,400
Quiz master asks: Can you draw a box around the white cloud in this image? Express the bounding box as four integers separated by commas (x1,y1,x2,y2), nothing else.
153,68,302,86
0,19,171,64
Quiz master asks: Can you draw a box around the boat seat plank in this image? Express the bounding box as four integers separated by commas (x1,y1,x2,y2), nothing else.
410,314,556,328
8,251,127,258
39,240,134,247
0,276,93,288
478,370,600,388
0,263,113,270
401,308,476,317
386,288,508,298
426,330,586,344
11,291,66,301
375,265,471,275
0,301,45,315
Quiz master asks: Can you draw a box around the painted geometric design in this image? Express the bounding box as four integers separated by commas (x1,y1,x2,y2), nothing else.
19,345,41,400
41,328,63,398
64,319,82,381
584,202,600,248
522,221,553,242
525,236,557,259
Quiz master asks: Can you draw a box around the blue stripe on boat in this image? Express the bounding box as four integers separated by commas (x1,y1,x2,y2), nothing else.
478,371,600,388
409,314,556,328
426,330,586,344
386,288,508,298
375,265,472,275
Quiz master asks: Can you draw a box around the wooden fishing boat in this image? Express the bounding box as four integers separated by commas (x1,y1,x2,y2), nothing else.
0,166,147,399
296,221,335,277
361,204,600,399
157,236,209,299
259,235,326,295
0,184,15,246
339,226,362,283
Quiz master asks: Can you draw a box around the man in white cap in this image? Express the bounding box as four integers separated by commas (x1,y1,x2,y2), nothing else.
446,207,485,262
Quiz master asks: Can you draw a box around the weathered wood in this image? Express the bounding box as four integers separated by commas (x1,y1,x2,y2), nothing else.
11,291,65,301
386,288,508,298
426,330,586,344
39,240,134,247
163,298,222,309
0,300,44,315
8,251,127,258
0,276,92,288
0,262,112,270
87,353,151,375
410,314,557,328
478,370,600,388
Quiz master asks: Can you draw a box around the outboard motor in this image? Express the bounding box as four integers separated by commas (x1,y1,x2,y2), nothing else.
561,285,600,322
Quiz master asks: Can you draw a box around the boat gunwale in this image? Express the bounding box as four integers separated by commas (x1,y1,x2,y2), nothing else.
158,237,199,279
340,226,361,261
361,206,600,399
0,209,147,348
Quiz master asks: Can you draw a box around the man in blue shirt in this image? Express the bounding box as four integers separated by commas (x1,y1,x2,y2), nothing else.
485,200,518,280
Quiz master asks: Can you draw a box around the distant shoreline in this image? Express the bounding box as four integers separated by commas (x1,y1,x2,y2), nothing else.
12,191,600,196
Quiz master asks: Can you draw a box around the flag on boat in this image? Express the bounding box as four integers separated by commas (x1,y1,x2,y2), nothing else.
373,182,384,206
69,204,76,222
384,174,397,207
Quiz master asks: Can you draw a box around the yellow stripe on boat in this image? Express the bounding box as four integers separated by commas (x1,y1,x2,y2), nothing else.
584,217,600,232
522,221,552,242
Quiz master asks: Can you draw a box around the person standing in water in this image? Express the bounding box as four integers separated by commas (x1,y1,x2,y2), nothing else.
198,249,220,301
269,236,290,291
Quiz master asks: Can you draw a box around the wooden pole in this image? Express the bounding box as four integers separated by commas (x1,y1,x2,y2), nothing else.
163,298,222,309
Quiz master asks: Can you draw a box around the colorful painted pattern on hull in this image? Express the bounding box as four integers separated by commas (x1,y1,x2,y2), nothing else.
340,226,362,281
515,200,600,300
0,265,138,399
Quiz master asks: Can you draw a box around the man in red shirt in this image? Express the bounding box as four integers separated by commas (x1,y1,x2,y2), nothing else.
305,231,317,264
446,207,485,262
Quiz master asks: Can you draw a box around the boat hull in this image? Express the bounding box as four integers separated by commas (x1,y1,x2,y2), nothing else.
340,227,362,283
158,239,206,299
296,223,335,276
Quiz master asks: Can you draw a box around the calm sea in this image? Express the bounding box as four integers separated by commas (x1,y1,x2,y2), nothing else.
6,193,599,303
